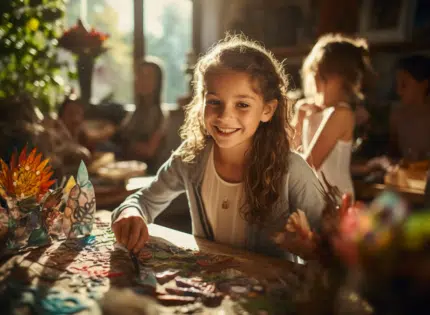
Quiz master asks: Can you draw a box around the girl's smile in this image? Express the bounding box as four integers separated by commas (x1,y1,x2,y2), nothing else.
214,126,240,135
203,68,276,156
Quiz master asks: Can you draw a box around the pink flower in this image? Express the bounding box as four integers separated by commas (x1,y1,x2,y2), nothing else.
332,236,360,266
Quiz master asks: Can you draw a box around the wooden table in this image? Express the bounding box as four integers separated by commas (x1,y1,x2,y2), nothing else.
99,210,295,280
0,211,296,314
354,179,425,206
145,217,295,281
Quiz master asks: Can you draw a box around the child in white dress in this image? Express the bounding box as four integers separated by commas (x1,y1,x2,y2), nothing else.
292,34,374,199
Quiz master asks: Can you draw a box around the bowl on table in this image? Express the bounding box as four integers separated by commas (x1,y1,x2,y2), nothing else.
96,160,148,183
82,119,117,142
88,152,116,174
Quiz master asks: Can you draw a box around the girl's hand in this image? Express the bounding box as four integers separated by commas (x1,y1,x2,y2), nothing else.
274,210,318,260
112,208,149,253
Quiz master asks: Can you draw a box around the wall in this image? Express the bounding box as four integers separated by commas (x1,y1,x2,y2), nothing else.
199,0,223,53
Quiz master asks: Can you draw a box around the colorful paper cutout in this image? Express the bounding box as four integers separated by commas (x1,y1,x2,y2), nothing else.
0,147,96,251
66,161,96,238
0,146,55,201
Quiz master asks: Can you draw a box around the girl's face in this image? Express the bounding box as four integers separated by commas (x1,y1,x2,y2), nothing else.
135,65,157,96
396,69,428,106
203,69,277,152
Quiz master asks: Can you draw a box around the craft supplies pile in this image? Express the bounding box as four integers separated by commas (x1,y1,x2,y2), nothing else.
0,146,293,315
1,146,429,315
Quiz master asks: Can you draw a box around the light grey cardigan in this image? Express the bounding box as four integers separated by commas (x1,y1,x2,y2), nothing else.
112,141,325,259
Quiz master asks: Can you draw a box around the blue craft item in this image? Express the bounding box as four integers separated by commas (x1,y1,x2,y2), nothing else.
7,282,88,315
136,266,158,292
27,227,49,246
79,234,96,246
40,294,87,315
367,190,408,226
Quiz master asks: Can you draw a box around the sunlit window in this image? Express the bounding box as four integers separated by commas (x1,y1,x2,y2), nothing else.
144,0,192,104
63,0,133,104
61,0,192,105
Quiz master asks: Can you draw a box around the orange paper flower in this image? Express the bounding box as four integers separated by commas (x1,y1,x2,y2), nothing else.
0,146,56,201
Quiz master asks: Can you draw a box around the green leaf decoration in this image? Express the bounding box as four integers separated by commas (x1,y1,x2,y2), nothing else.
27,227,49,246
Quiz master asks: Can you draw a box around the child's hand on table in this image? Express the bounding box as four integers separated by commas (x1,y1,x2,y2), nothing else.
112,208,149,253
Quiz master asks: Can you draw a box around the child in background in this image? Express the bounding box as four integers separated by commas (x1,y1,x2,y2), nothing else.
118,58,166,173
111,35,325,260
58,97,85,141
389,55,430,161
58,97,117,154
292,34,374,200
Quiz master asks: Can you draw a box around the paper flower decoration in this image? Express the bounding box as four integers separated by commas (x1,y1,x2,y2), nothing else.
58,19,109,57
0,146,55,202
0,147,96,252
335,191,408,260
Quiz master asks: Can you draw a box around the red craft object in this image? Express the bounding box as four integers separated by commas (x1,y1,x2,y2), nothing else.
58,19,109,57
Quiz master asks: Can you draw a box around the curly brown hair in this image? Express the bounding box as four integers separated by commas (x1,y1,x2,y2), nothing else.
177,34,292,225
302,33,374,102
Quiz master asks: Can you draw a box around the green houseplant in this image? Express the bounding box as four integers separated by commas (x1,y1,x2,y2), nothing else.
0,0,68,112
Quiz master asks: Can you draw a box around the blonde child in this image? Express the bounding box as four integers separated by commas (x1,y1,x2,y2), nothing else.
292,34,374,200
111,35,325,260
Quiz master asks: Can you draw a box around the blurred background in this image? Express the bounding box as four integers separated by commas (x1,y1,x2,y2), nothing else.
1,0,430,232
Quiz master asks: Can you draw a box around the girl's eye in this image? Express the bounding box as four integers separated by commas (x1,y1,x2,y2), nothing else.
206,99,220,106
237,102,249,108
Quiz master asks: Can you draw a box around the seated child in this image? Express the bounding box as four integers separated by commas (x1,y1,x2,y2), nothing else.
389,55,430,162
111,35,326,261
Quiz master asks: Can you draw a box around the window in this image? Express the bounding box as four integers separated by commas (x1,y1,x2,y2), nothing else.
62,0,192,105
63,0,134,104
144,0,192,104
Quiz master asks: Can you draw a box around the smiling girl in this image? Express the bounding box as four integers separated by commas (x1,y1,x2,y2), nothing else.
111,35,325,260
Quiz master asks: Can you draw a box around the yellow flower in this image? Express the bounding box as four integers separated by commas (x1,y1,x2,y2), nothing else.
26,18,40,32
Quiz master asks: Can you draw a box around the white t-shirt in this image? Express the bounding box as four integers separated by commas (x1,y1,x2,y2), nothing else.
302,102,354,199
201,147,248,247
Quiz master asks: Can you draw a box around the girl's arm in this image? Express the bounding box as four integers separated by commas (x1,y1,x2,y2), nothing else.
303,107,355,170
111,151,186,225
287,152,326,229
291,109,306,151
291,99,314,151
